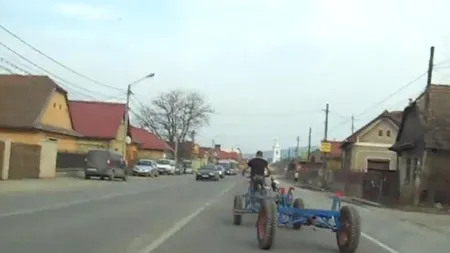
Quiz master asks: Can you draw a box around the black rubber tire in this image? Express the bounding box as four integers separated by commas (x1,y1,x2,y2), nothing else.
336,205,361,253
122,176,127,182
233,195,244,225
257,199,277,250
84,175,90,180
292,198,305,230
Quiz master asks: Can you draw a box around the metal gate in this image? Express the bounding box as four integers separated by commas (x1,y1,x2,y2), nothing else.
363,169,399,204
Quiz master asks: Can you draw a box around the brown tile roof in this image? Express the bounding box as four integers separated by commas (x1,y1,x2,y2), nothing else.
341,110,402,147
0,75,80,136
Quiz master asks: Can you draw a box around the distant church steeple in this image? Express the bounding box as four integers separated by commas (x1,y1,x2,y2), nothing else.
272,137,281,163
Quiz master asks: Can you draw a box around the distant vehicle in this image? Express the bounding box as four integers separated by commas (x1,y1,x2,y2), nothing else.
196,164,220,181
84,149,127,181
156,159,172,175
183,160,193,174
166,160,176,175
133,159,159,177
216,165,225,178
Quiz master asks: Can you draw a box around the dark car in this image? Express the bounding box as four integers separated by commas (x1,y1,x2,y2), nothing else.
84,149,127,181
196,164,220,181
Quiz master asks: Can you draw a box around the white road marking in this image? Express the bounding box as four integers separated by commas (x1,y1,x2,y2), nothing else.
0,183,177,218
362,232,400,253
138,181,238,253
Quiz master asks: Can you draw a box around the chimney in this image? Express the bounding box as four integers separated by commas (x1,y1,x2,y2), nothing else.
214,144,221,150
408,98,413,105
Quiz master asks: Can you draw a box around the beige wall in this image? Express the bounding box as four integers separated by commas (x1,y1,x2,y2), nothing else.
39,140,57,178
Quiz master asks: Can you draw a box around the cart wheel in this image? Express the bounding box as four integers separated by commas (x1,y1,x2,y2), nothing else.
233,195,244,225
257,199,277,250
292,198,305,230
336,205,361,253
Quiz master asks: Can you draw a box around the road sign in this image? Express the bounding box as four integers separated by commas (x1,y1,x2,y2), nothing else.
193,144,199,154
320,141,331,153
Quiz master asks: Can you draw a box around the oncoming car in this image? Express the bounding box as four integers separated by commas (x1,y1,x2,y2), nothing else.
196,164,220,181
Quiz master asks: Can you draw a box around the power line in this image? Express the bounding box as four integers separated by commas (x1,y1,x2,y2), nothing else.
0,41,102,100
0,23,124,92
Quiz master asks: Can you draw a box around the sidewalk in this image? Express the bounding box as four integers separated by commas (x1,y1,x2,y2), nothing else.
0,177,99,195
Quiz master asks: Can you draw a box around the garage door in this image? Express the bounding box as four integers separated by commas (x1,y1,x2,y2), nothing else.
8,143,40,179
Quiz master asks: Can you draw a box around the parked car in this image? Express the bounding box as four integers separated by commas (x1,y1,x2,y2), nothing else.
133,159,159,177
156,159,172,175
216,165,225,178
196,164,220,181
84,149,127,181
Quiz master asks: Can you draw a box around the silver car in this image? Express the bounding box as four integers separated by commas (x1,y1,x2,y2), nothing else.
133,159,159,177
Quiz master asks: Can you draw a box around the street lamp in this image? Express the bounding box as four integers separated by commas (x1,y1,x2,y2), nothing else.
122,73,155,158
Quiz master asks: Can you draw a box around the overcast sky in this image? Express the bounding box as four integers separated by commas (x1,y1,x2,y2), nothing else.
2,0,450,152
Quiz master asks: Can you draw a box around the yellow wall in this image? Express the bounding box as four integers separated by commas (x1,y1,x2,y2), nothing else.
0,130,41,145
0,130,77,152
137,149,165,160
76,139,109,153
110,120,126,155
39,91,74,131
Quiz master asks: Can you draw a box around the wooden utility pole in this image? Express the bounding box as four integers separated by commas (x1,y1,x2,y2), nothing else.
307,127,312,162
414,46,435,206
424,46,434,122
322,103,330,187
351,115,355,134
295,136,300,158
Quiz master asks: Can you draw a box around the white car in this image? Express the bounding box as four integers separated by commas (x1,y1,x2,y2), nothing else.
156,159,173,175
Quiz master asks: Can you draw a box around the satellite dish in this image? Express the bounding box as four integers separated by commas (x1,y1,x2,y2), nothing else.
125,136,132,145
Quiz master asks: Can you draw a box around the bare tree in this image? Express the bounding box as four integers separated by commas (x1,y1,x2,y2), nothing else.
138,89,214,144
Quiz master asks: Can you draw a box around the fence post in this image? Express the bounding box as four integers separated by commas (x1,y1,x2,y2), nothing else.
1,139,11,180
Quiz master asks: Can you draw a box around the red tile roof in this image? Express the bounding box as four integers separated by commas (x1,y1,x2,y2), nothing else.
130,126,174,152
216,149,240,161
69,100,126,139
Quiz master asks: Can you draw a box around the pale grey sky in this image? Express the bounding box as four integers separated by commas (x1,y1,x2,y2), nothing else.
2,0,450,152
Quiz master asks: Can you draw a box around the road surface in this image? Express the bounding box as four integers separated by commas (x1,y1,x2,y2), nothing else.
0,175,447,253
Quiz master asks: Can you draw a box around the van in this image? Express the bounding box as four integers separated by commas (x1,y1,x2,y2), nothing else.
84,149,127,181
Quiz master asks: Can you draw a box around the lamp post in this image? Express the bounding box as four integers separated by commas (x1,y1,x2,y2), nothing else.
122,73,155,158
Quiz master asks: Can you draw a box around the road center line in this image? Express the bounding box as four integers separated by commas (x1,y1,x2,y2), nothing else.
362,232,400,253
0,183,179,218
138,181,238,253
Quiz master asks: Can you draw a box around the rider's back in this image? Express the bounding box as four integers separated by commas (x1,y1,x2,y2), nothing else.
247,157,268,177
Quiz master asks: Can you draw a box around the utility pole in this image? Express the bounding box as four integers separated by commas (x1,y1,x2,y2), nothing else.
414,46,434,206
424,46,434,122
351,115,355,134
295,136,300,158
122,73,155,159
322,103,330,188
287,148,291,159
190,130,196,161
307,127,312,162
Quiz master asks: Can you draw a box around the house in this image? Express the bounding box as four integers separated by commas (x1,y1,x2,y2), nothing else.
69,101,129,154
308,141,343,170
341,110,402,172
0,75,80,150
390,84,450,205
130,126,174,160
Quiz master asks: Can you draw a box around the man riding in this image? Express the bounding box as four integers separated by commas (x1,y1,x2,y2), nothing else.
245,150,270,193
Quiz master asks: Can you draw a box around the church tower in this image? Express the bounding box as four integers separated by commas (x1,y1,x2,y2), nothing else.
272,137,281,163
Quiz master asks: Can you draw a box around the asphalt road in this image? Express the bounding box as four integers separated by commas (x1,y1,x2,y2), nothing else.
0,175,447,253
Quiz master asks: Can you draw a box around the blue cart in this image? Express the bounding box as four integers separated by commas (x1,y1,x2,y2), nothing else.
256,186,361,253
233,176,275,225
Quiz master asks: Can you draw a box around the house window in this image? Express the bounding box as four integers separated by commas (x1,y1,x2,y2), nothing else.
378,130,383,136
53,103,56,108
405,157,412,184
59,104,62,110
386,130,391,137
